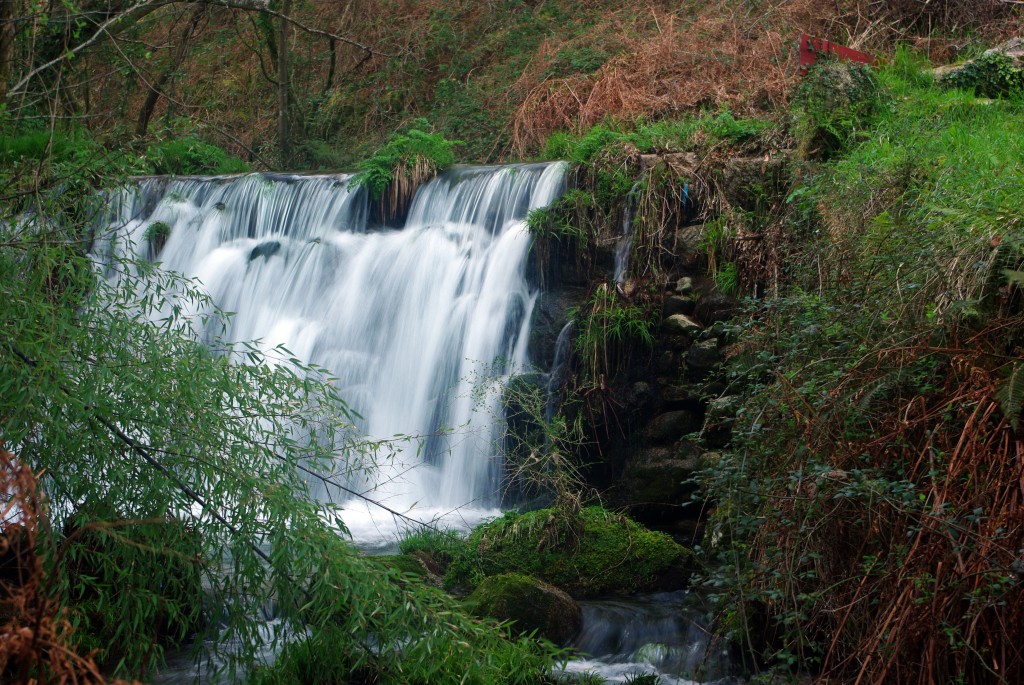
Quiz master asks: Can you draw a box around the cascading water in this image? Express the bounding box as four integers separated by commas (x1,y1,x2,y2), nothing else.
612,182,642,286
98,163,567,547
563,592,740,685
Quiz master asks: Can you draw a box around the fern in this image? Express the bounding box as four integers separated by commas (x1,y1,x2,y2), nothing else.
996,363,1024,432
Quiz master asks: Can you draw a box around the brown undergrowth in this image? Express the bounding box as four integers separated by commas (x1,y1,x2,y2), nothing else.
746,326,1024,684
511,0,1021,158
0,452,129,685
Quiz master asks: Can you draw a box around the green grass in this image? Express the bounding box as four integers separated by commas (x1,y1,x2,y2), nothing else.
542,110,773,163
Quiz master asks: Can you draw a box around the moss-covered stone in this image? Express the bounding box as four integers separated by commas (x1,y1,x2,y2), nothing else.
375,553,430,580
467,573,581,645
455,506,694,598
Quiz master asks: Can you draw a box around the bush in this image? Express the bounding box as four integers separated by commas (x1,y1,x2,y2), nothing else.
348,119,459,200
699,50,1024,682
942,51,1024,98
63,508,205,674
146,136,249,175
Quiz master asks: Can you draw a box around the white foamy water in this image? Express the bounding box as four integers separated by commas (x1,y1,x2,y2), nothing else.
97,164,566,547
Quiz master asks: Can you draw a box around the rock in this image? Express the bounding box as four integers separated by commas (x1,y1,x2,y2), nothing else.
664,314,702,335
662,383,701,404
654,350,677,375
467,573,581,644
694,291,740,324
705,396,740,428
528,286,588,368
719,155,789,212
249,240,281,261
989,37,1024,60
663,295,695,317
793,61,879,160
617,443,704,525
460,506,694,597
376,554,431,581
674,276,694,295
937,37,1024,97
685,339,724,379
703,395,741,448
643,410,702,444
673,225,704,260
625,381,655,413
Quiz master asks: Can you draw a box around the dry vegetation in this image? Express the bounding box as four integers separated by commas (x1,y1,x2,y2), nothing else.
0,453,137,685
31,0,1018,166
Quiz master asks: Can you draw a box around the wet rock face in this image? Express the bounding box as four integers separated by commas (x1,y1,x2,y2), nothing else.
529,286,588,368
467,573,582,645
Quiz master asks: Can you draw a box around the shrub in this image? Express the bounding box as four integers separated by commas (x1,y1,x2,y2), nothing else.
146,136,249,175
942,51,1024,98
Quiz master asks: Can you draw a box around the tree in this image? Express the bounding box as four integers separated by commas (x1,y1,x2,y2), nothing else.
1,0,382,168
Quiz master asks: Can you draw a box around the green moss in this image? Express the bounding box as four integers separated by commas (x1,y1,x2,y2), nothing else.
375,553,430,579
467,573,581,644
454,507,694,597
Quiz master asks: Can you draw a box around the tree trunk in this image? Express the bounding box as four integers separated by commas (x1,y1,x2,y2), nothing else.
0,0,16,103
277,0,291,168
136,4,207,137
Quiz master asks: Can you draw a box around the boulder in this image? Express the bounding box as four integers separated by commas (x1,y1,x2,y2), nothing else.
467,573,581,644
674,276,694,295
664,314,702,335
685,339,724,379
617,443,704,524
703,395,742,448
458,506,694,597
624,381,656,414
249,240,281,261
694,291,740,324
663,295,696,317
643,410,702,445
937,37,1024,97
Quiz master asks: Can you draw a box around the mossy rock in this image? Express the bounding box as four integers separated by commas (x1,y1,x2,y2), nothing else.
467,573,581,645
375,553,430,580
793,61,880,160
456,507,694,598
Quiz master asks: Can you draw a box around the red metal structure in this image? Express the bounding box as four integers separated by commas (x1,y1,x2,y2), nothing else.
798,34,875,76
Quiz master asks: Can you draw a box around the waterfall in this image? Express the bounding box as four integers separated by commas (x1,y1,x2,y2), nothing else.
612,182,642,286
98,163,567,547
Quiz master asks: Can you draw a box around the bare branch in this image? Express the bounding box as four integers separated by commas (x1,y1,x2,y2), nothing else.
5,0,392,103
